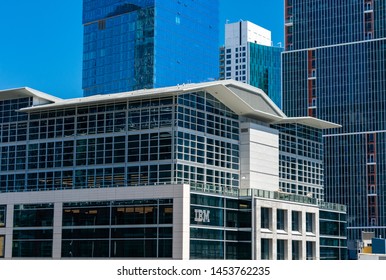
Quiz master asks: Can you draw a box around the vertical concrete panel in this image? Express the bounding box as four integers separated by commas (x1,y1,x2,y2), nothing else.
4,204,14,259
240,122,279,191
52,202,63,259
172,185,190,259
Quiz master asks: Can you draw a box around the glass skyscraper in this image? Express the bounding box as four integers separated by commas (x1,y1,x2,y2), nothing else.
282,0,386,258
82,0,219,96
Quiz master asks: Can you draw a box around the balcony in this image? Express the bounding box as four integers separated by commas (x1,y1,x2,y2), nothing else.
285,17,293,26
364,3,373,12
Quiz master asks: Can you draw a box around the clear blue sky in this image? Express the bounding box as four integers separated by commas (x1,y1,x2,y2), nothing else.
0,1,283,99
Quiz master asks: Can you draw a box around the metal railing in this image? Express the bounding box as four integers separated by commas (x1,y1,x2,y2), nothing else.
3,180,346,212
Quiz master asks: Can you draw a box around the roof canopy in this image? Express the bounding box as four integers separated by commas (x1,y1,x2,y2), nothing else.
0,87,62,105
0,80,340,130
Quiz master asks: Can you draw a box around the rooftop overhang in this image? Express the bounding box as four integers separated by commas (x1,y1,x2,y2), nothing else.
19,80,286,123
178,80,286,123
274,117,341,129
13,80,340,130
0,87,62,104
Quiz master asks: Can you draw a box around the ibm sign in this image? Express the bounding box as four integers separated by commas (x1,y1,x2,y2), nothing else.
194,209,210,223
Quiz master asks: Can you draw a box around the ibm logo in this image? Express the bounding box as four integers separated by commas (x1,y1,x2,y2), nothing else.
194,209,210,223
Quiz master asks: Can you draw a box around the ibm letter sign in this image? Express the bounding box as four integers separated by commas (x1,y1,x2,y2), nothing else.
194,209,210,223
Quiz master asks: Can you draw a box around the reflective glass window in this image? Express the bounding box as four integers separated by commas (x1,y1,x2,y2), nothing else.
0,205,5,227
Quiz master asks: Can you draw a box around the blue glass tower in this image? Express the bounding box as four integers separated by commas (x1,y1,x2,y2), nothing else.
248,43,283,108
82,0,219,96
282,0,386,257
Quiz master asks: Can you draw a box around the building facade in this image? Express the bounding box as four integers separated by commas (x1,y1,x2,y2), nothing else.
282,0,386,258
82,0,219,96
0,81,345,259
220,21,283,108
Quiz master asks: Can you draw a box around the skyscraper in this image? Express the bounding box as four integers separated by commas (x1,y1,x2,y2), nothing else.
282,0,386,257
220,21,283,108
82,0,219,96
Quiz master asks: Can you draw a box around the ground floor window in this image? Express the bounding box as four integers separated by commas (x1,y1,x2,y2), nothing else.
277,239,287,260
292,240,302,260
61,199,173,258
0,205,6,227
306,241,315,260
0,235,4,258
261,238,272,260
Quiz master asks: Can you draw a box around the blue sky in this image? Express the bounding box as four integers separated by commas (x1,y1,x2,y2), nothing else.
0,1,283,99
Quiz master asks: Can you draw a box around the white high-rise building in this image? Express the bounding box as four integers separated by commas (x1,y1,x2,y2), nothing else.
220,21,283,108
225,21,272,48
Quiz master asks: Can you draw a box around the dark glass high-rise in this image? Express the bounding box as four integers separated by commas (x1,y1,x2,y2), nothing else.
282,0,386,259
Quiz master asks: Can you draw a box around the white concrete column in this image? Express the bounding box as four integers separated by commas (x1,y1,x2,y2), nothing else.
271,206,277,260
315,211,320,260
302,211,306,259
172,184,190,260
52,202,63,259
4,204,14,259
254,204,261,260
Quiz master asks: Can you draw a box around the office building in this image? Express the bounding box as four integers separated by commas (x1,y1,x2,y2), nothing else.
282,0,386,258
0,81,345,259
220,21,283,108
82,0,219,96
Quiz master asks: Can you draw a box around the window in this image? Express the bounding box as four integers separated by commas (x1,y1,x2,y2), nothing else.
292,211,301,232
12,204,54,258
368,175,375,185
98,20,106,30
292,240,301,260
0,235,4,258
277,209,287,231
306,241,315,260
261,207,271,229
277,239,287,260
261,238,272,260
306,213,314,233
0,205,5,227
61,200,173,258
